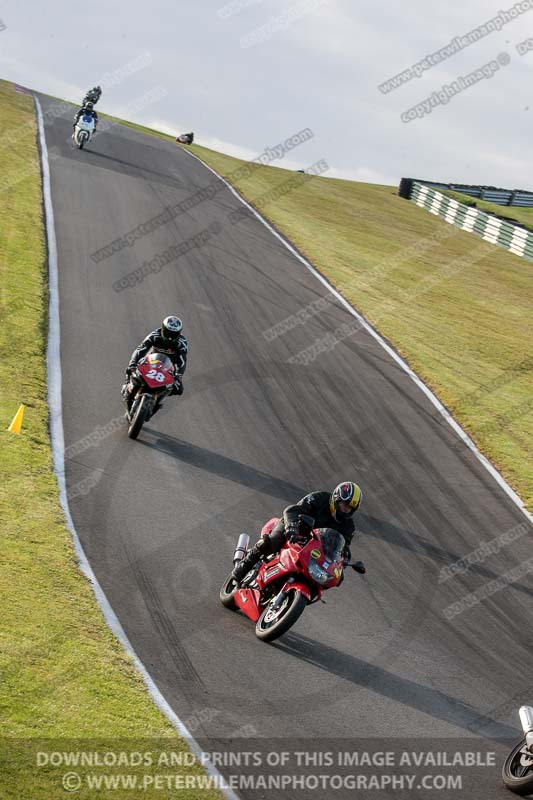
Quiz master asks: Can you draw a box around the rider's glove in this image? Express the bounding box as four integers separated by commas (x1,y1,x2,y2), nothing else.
171,376,184,396
289,526,309,546
286,522,299,542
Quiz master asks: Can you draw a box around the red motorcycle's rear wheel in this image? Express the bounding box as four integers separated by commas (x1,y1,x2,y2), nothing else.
255,590,307,642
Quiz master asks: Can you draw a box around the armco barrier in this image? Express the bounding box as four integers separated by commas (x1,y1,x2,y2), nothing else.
407,182,533,262
398,177,533,208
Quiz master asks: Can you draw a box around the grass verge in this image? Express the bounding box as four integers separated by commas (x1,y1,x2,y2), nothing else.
0,80,222,799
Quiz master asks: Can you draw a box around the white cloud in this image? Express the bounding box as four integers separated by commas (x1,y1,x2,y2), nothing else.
0,0,530,189
144,119,182,137
326,165,393,185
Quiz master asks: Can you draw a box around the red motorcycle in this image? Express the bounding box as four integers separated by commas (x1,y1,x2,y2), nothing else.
123,351,176,439
220,516,365,642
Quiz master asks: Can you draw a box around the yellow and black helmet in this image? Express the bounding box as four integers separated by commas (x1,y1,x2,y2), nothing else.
330,481,362,520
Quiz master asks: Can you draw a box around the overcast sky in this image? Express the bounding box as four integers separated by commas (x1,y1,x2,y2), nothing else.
1,0,531,187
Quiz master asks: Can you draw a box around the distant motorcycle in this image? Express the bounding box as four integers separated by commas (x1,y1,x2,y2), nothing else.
176,132,194,144
502,706,533,794
83,90,101,105
219,516,365,642
122,351,176,439
73,114,95,149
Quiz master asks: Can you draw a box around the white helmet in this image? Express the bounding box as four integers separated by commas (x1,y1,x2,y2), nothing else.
161,315,183,341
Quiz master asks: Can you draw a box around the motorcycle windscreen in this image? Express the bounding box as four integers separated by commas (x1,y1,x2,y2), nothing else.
317,529,345,561
146,352,173,371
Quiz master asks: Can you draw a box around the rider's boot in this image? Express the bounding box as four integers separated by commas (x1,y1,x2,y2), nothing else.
232,537,270,584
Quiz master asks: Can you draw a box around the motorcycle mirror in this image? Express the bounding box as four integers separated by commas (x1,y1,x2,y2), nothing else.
352,561,366,574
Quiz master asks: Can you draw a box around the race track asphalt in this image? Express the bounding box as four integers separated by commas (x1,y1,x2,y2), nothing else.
39,94,533,798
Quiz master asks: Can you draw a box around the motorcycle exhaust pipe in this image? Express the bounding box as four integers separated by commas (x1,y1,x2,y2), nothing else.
233,534,250,564
519,706,533,751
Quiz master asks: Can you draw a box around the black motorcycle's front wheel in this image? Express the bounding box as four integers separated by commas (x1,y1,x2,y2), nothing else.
502,738,533,794
128,394,151,440
219,572,238,610
255,589,307,642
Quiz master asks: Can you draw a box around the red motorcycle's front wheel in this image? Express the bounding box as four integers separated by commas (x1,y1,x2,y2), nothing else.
128,394,151,439
255,590,307,642
219,572,238,610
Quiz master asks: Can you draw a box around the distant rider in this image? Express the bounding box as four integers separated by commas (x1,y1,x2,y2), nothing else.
232,481,364,584
73,101,98,133
83,86,102,105
122,316,188,412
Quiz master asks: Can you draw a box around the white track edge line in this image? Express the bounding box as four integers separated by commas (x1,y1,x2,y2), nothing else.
182,146,532,527
34,95,240,800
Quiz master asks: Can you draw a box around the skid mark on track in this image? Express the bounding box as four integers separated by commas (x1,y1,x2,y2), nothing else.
126,552,206,689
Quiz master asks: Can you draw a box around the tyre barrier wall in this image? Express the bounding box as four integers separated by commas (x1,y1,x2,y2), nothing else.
400,180,533,263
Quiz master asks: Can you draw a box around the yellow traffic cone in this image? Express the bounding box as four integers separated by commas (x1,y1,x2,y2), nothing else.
7,404,25,434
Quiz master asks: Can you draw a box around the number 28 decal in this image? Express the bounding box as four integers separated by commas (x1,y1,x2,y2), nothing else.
146,368,165,382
